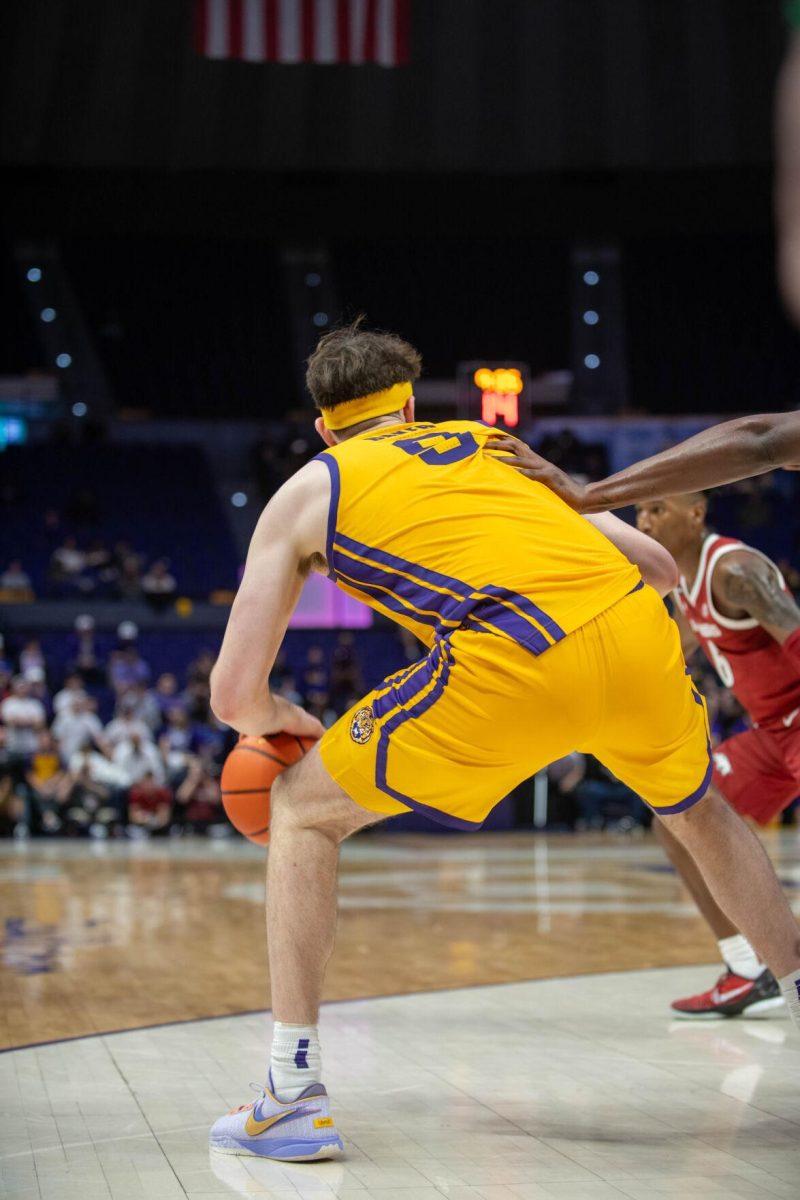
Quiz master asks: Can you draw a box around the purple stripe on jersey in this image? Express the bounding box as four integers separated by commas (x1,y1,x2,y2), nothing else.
335,532,473,598
654,744,713,815
336,565,440,628
336,539,558,656
315,453,341,582
335,534,567,645
468,600,550,655
479,584,566,642
336,544,471,625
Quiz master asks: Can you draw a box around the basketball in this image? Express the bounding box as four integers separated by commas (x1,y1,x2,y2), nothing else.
221,733,316,845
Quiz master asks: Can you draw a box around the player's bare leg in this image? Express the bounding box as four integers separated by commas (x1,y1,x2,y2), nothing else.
664,788,800,1016
654,810,784,1017
653,816,737,939
210,746,379,1160
266,746,381,1025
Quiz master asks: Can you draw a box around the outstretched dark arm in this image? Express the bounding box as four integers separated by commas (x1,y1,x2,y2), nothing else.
491,412,800,513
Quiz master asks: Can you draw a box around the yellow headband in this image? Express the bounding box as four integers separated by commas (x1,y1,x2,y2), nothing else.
321,381,413,431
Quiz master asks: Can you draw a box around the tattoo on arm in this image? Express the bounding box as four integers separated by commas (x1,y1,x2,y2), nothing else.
715,556,800,643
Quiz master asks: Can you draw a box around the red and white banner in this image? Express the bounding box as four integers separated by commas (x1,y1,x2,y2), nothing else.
195,0,410,66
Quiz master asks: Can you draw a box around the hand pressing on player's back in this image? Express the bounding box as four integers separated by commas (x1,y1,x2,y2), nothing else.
489,436,590,511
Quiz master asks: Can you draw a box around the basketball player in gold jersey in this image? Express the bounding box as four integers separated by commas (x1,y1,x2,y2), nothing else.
208,323,800,1162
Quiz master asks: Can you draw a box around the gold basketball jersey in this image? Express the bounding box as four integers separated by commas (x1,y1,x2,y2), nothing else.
317,420,640,656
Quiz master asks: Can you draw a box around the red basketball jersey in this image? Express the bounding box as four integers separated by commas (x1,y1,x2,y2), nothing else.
673,533,800,728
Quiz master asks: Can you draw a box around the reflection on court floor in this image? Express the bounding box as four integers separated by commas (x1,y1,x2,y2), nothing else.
2,832,800,1051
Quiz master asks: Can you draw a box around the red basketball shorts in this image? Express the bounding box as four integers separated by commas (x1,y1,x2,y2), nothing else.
712,716,800,824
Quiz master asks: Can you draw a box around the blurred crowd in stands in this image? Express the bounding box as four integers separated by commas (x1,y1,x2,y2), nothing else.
1,440,239,601
0,622,367,840
0,508,178,606
46,535,177,606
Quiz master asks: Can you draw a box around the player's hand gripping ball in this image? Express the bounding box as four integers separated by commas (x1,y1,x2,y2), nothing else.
221,733,316,845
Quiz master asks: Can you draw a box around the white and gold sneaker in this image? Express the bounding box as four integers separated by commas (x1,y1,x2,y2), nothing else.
210,1077,344,1161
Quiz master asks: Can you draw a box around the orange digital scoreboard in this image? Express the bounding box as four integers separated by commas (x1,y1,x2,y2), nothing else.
458,361,530,430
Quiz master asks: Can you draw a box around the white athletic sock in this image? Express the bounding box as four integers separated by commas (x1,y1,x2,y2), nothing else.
270,1022,322,1101
778,969,800,1031
717,934,763,980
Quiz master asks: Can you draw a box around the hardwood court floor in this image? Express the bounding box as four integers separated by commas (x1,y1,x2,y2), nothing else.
2,969,799,1200
2,829,800,1052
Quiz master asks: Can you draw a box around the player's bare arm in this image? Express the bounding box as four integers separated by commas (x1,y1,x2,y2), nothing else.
584,512,678,596
210,462,330,739
712,551,800,646
491,412,800,513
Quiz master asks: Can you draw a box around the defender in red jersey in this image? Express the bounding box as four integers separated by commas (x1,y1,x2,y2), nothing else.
637,493,800,1019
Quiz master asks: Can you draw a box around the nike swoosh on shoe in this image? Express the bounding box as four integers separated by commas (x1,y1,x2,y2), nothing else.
710,982,753,1005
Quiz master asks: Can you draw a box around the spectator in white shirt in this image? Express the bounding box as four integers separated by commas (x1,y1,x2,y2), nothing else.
104,700,153,749
123,683,161,733
53,673,88,717
65,742,129,834
52,695,107,763
23,665,50,710
113,733,166,786
51,536,86,579
67,744,128,790
141,559,177,612
0,677,47,757
19,640,46,679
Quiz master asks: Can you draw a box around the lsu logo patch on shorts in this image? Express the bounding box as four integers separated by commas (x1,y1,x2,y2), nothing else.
350,706,375,744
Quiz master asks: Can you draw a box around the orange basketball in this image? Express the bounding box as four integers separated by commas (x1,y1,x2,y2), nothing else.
221,733,316,845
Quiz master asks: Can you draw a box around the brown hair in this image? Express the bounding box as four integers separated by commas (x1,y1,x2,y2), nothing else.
306,317,422,411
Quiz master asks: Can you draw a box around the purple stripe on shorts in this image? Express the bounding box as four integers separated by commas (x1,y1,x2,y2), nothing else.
373,638,483,830
372,648,441,719
655,744,714,815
